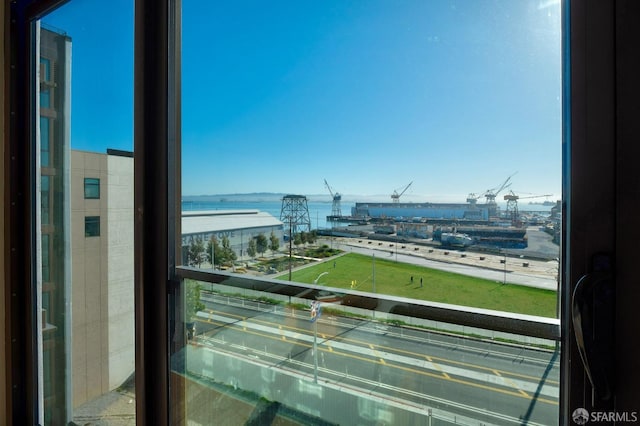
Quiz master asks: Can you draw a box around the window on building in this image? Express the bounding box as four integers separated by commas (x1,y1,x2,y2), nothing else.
84,216,100,237
40,116,50,167
41,175,51,224
84,177,100,199
40,57,51,108
42,234,50,282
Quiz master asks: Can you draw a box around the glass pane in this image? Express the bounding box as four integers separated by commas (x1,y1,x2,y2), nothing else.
40,57,51,108
36,1,135,424
41,175,50,225
84,178,100,199
84,216,100,237
40,116,50,166
179,0,561,424
181,0,562,314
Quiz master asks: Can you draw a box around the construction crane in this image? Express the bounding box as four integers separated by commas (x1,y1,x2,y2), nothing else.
391,181,412,203
324,179,342,217
483,173,516,205
466,193,480,205
503,191,553,226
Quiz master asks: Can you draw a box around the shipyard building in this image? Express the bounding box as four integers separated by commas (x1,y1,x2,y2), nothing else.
349,201,536,249
181,210,285,262
352,202,491,221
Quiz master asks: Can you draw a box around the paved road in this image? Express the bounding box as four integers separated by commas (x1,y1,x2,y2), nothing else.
190,295,559,425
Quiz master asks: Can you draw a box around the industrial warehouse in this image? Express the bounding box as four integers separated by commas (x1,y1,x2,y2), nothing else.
181,210,285,263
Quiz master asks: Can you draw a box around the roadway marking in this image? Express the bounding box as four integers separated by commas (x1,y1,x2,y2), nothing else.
189,344,549,426
200,305,559,385
503,375,528,398
195,312,559,405
431,359,450,380
201,326,559,408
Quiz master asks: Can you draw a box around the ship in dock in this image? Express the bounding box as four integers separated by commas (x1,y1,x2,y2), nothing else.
326,199,553,250
322,177,557,250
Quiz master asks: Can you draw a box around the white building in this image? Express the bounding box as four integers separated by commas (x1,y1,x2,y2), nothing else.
70,149,135,408
181,210,285,262
70,150,285,409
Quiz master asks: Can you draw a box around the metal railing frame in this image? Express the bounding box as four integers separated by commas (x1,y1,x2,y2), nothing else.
176,266,561,342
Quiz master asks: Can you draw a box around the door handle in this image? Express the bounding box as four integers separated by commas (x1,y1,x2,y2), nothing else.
572,267,615,403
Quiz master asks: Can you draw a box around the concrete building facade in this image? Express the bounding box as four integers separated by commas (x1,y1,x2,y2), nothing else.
38,25,72,425
70,149,135,408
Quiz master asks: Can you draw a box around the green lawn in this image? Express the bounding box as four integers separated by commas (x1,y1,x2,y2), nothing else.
278,253,557,318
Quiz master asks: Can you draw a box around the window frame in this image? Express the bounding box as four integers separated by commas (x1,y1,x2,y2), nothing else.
83,177,100,199
7,0,640,424
39,115,51,167
84,215,100,237
40,174,51,225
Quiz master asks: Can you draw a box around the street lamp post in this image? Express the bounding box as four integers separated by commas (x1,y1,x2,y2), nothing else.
395,228,399,262
313,319,318,383
372,253,376,293
211,236,215,271
288,216,293,281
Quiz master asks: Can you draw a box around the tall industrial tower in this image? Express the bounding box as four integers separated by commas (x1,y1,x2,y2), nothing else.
503,190,520,226
280,195,312,236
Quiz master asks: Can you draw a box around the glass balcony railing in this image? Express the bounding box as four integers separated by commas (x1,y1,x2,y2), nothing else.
174,266,559,426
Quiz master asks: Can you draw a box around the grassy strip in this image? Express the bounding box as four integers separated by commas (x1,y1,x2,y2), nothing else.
279,252,557,318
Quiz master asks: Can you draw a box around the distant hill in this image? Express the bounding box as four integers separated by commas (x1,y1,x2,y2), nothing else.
182,193,332,203
181,192,467,204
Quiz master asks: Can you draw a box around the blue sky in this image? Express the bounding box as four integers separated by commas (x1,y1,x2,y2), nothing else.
44,0,562,203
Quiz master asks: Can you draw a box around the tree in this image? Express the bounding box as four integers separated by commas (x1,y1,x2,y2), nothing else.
206,235,237,266
293,232,302,248
220,235,237,265
185,279,205,320
206,236,221,267
300,231,308,246
188,238,206,267
269,231,279,255
256,233,268,257
247,238,257,259
308,230,318,245
185,279,205,339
